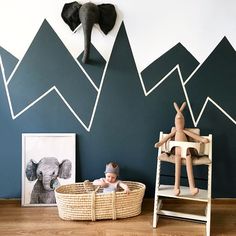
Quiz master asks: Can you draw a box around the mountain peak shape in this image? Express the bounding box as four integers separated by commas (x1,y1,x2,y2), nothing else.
0,46,18,79
7,19,98,127
186,36,236,118
141,42,199,92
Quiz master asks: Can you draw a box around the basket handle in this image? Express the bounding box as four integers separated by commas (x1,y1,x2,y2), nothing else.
83,180,101,193
90,186,101,221
94,186,100,193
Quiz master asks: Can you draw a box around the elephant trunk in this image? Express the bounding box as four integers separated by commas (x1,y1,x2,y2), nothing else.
42,176,54,191
79,3,100,63
81,22,93,64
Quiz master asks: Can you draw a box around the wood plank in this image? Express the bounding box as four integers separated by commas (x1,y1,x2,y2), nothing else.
0,199,235,236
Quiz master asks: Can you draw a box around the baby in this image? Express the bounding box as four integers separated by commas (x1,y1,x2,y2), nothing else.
93,162,130,194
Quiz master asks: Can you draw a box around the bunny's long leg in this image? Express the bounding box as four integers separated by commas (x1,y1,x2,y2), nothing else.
174,146,182,196
186,155,199,196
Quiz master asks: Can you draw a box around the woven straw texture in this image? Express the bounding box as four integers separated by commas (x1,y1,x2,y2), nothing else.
55,181,146,221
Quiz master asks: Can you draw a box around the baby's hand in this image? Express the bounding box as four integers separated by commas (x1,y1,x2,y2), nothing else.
100,180,109,188
124,187,131,195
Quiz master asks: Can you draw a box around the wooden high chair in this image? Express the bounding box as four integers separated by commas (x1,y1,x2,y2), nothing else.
153,128,212,236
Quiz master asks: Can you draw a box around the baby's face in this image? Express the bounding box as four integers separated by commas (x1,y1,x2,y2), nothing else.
105,172,117,183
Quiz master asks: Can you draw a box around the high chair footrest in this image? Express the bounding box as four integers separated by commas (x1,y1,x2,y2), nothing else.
157,185,209,202
157,209,207,222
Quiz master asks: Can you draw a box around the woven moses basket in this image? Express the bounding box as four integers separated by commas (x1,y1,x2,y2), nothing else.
55,181,146,221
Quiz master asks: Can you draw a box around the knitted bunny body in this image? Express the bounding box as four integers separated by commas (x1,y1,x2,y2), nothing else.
155,102,209,196
174,104,189,158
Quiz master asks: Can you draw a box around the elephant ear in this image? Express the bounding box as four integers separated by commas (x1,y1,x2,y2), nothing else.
25,159,37,181
98,4,117,35
61,1,82,32
58,159,72,179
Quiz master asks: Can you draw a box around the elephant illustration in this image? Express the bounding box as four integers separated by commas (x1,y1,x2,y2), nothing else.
25,157,72,204
61,1,117,63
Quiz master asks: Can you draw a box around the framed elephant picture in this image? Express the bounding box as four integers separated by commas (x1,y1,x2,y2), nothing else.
21,133,76,206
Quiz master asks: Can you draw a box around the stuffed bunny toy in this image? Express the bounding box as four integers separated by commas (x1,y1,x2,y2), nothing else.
155,102,209,196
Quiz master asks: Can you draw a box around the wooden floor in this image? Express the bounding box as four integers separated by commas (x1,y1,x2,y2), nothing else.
0,199,235,236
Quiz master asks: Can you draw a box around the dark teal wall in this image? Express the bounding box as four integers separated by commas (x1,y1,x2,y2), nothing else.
0,20,235,198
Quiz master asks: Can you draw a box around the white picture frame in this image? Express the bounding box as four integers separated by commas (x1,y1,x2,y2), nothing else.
21,133,76,206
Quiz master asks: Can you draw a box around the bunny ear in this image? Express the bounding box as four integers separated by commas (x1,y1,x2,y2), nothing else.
173,102,180,112
179,102,186,111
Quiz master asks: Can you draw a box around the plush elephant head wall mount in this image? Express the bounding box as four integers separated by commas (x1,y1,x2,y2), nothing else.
25,157,72,204
61,1,117,64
